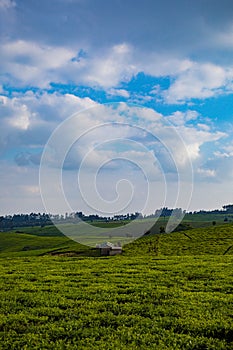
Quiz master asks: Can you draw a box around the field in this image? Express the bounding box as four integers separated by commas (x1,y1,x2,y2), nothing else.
0,223,233,349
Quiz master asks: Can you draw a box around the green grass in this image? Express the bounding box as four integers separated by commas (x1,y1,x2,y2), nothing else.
16,225,65,236
0,223,233,349
124,223,233,256
1,222,233,257
0,255,232,349
0,231,95,257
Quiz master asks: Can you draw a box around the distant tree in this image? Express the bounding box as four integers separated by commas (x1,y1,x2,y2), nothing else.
223,204,233,213
159,226,165,233
212,221,216,226
75,211,83,218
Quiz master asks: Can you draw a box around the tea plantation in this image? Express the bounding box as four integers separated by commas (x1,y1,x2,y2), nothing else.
0,224,232,349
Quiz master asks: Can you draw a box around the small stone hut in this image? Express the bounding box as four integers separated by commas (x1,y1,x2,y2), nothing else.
96,242,122,256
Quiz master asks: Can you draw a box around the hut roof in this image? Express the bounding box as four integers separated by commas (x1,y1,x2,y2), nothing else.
96,242,121,249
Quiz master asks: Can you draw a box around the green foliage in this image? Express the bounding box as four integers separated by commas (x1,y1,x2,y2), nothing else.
0,223,233,348
124,223,233,256
0,255,232,349
1,222,233,258
172,223,193,232
0,231,95,257
159,226,165,233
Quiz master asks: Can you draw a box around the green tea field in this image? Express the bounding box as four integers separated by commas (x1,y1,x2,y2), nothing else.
0,224,232,349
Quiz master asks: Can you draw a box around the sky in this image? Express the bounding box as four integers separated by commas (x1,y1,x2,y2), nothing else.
1,0,233,216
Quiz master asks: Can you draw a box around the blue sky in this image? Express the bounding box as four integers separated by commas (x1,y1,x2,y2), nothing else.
1,0,233,215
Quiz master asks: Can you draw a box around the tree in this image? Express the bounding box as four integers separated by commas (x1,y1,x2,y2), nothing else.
159,226,165,233
223,204,233,213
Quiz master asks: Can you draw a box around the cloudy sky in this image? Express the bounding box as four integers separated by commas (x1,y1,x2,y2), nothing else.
1,0,233,216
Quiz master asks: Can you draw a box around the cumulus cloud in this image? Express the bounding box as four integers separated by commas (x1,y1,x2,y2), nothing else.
164,62,232,103
0,91,96,156
1,40,75,88
41,102,229,215
0,95,230,214
1,0,233,214
199,154,233,184
168,110,199,126
2,36,233,104
107,88,130,98
0,40,135,89
40,102,224,184
2,37,233,110
82,43,136,87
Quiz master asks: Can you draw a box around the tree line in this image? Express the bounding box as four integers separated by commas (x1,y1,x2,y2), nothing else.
1,204,233,230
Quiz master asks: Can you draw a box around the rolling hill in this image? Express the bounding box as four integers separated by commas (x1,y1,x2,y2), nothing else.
0,223,233,257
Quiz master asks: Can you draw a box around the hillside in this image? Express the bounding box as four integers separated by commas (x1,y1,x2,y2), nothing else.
0,223,233,257
0,230,95,257
0,223,233,349
124,223,233,256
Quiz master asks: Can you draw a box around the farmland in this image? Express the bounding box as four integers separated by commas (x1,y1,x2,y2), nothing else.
0,223,233,349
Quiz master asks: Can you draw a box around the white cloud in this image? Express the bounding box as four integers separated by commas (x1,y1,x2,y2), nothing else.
0,97,230,214
181,127,225,158
0,0,15,9
154,109,226,167
164,62,230,103
1,40,75,88
214,142,233,158
84,43,136,87
1,1,233,215
40,103,224,204
197,152,233,187
2,37,233,106
0,96,226,173
197,167,216,178
0,40,136,89
10,109,30,130
138,54,193,77
0,91,97,155
197,123,211,131
107,88,130,98
0,38,195,95
168,110,199,126
214,151,230,158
